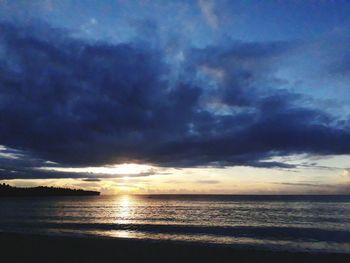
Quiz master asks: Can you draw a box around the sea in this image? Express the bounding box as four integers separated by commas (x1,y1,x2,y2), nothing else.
0,195,350,253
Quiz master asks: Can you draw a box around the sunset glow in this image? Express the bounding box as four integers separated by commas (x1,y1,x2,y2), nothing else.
0,1,349,196
1,2,350,260
39,163,154,176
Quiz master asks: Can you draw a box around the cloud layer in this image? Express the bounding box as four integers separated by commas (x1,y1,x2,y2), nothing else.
0,22,349,179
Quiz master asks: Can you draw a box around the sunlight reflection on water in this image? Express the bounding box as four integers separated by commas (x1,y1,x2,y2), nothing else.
115,195,131,223
1,195,350,253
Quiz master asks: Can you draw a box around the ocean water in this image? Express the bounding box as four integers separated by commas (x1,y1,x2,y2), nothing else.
0,195,350,253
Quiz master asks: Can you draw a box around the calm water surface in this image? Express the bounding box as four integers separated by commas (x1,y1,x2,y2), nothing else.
0,195,350,253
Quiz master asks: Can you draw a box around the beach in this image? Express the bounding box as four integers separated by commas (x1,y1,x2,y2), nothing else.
1,232,349,263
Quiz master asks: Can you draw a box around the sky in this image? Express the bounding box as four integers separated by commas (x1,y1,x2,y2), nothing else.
0,0,350,194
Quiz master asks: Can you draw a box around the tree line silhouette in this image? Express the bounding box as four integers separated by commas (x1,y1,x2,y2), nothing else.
0,183,100,197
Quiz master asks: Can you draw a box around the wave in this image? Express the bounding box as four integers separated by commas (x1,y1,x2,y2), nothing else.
5,222,350,243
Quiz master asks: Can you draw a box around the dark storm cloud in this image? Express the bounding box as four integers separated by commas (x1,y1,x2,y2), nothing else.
0,22,350,179
82,178,101,182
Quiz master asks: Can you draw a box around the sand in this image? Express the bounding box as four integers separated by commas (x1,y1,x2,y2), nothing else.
0,232,349,263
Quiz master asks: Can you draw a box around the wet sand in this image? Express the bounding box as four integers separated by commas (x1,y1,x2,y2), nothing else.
1,232,349,263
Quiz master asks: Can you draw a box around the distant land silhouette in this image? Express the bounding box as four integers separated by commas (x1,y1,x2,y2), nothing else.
0,184,100,197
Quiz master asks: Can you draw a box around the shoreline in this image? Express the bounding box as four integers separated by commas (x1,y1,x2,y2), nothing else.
1,232,349,263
